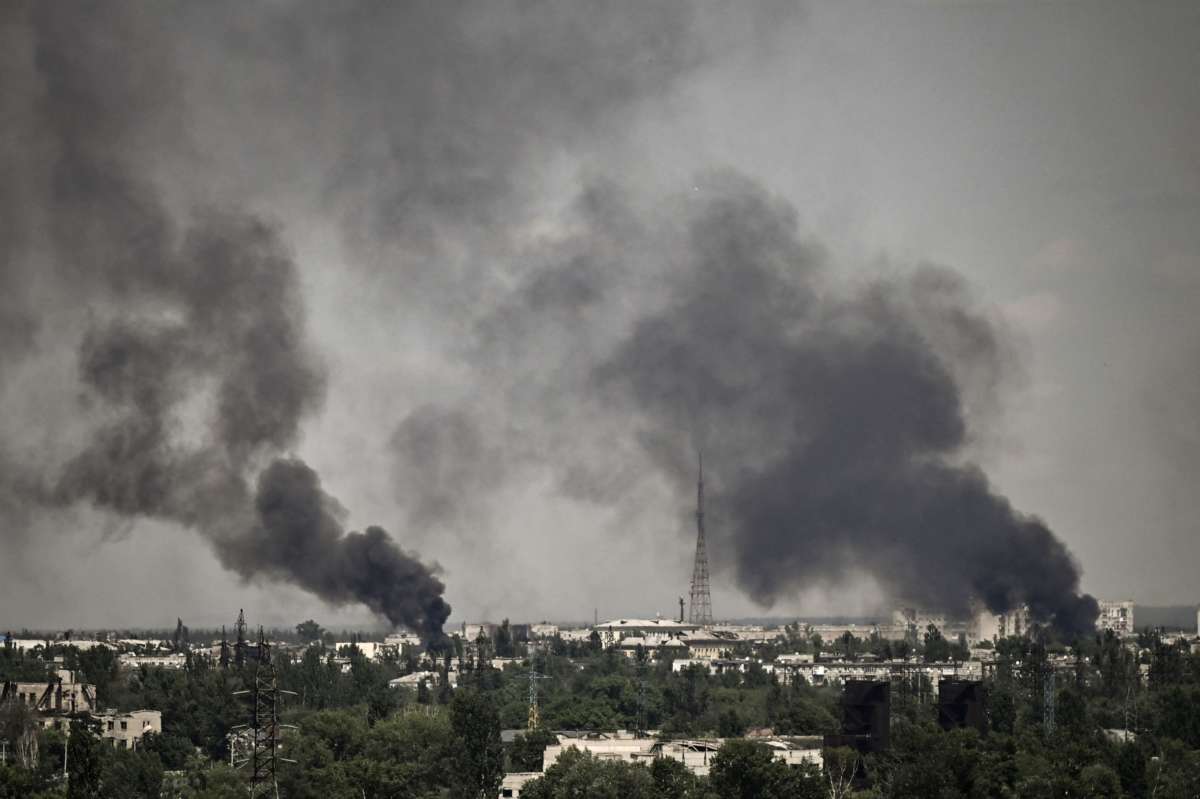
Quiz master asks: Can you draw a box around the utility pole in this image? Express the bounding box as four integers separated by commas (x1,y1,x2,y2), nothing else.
688,453,714,627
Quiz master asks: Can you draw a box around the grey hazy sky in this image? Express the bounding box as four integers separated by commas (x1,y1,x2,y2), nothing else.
2,1,1197,631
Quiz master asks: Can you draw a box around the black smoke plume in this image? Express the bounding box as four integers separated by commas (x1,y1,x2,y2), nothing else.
0,1,450,638
598,174,1098,635
231,459,450,644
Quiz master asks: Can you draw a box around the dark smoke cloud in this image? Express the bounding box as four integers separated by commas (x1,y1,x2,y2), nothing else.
389,406,504,531
378,163,1097,633
230,459,450,642
1,0,1100,635
0,1,450,637
597,173,1098,635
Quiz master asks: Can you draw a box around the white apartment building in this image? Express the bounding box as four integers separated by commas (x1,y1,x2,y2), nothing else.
1097,600,1135,636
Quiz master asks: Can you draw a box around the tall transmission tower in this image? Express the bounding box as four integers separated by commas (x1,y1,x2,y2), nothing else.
233,628,295,799
688,453,714,627
524,670,550,730
234,609,248,668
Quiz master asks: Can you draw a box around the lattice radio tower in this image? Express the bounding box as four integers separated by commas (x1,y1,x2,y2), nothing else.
688,453,714,626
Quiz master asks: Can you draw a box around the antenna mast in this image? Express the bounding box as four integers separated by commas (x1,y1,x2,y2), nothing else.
688,453,714,626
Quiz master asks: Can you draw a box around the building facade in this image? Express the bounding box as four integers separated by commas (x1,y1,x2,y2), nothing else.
96,709,162,750
1097,600,1135,636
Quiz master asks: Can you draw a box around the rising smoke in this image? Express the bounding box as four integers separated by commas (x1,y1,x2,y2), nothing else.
0,2,450,640
1,1,1099,636
428,170,1099,635
597,173,1099,635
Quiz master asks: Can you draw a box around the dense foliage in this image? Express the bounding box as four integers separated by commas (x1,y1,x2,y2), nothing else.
1,627,1199,797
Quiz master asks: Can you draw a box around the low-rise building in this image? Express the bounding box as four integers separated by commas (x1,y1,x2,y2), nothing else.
119,653,187,670
385,631,422,651
2,669,95,723
680,633,734,660
388,670,457,690
539,730,821,779
334,641,384,660
96,709,162,750
529,624,560,639
775,653,815,666
500,771,541,797
775,659,982,689
593,619,700,648
671,658,768,678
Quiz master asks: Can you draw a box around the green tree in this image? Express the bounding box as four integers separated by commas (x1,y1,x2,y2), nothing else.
357,713,455,798
295,620,324,643
66,721,103,799
417,678,431,705
649,756,706,799
509,727,558,772
0,763,40,799
101,747,164,799
172,618,190,651
520,748,655,799
1114,742,1146,798
495,619,515,658
922,624,951,663
717,707,744,737
1077,763,1122,799
141,730,196,770
708,739,821,799
450,690,504,799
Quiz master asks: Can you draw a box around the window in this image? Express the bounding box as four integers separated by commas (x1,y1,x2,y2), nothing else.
108,721,114,730
121,721,128,730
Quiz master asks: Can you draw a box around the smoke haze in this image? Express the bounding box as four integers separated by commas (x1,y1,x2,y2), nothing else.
3,1,1197,632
